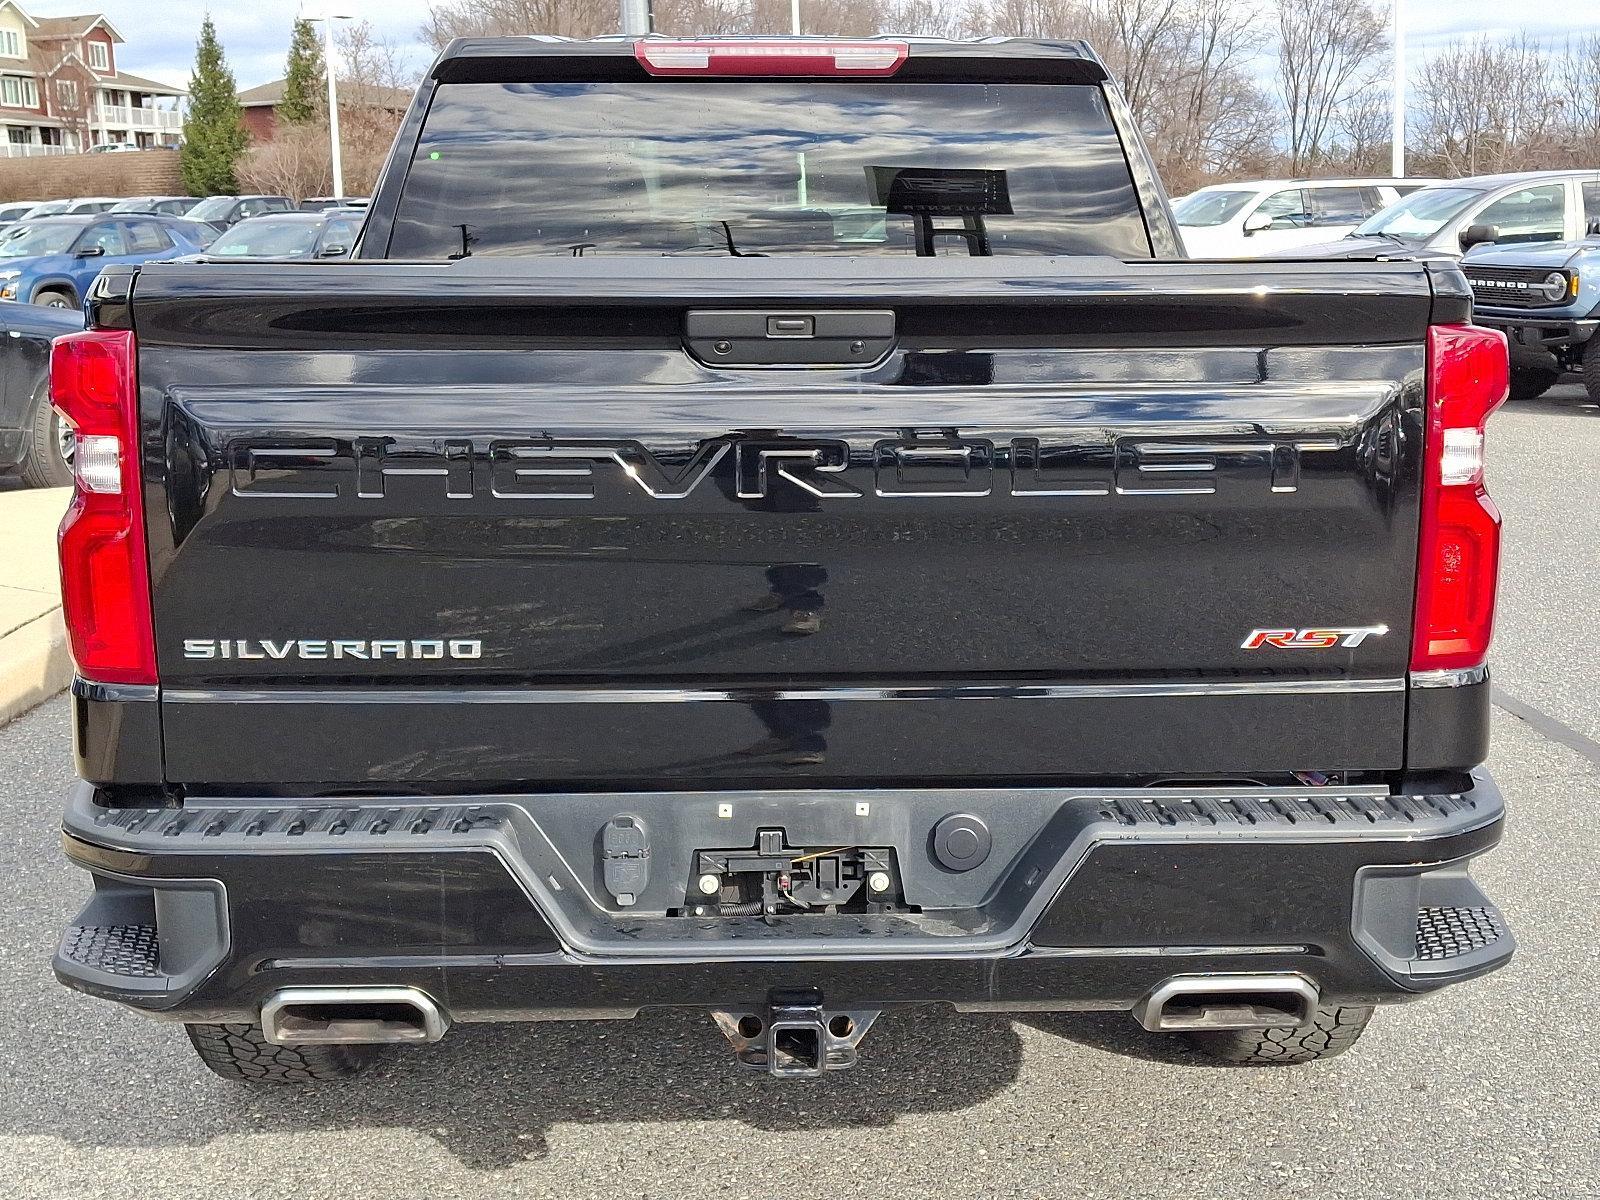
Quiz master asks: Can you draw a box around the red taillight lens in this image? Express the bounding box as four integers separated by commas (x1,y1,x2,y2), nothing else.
1412,324,1509,673
634,39,908,77
52,329,156,685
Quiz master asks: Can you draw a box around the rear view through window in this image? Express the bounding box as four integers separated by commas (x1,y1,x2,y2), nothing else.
388,81,1153,259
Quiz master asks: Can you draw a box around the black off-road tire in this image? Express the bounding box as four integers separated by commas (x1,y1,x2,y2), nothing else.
1508,363,1561,402
1183,1005,1374,1065
18,381,73,489
1583,336,1600,406
185,1022,385,1083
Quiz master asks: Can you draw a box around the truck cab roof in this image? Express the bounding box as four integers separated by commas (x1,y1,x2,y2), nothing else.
430,34,1111,83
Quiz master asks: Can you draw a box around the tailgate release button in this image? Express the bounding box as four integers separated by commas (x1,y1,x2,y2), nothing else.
766,315,814,338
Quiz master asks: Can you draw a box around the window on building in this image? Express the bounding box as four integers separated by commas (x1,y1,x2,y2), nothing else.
6,126,31,145
87,41,109,72
0,31,20,57
1,76,36,107
56,79,78,109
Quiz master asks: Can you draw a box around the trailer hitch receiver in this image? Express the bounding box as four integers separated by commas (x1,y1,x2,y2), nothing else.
712,991,880,1077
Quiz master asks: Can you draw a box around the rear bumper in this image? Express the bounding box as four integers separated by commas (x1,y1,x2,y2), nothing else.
54,775,1514,1024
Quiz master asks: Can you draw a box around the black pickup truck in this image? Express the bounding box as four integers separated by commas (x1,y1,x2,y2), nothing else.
51,36,1515,1082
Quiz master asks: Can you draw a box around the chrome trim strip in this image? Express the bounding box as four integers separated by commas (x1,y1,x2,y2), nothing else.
1410,665,1489,689
165,677,1407,705
71,677,160,704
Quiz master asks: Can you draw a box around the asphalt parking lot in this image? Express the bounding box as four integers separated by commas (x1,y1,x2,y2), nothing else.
1,386,1596,1200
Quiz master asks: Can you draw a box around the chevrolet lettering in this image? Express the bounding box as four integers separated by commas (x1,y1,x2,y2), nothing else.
227,433,1347,501
50,36,1514,1087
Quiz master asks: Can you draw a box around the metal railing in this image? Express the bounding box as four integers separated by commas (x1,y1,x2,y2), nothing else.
0,143,70,158
95,105,181,130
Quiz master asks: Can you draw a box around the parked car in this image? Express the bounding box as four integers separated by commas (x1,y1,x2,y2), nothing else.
299,195,369,211
200,210,362,260
185,194,294,232
1462,232,1600,401
20,197,118,219
0,214,216,308
0,298,82,486
109,195,199,217
0,200,38,236
87,141,141,154
50,35,1514,1086
1174,178,1437,256
1281,171,1600,260
0,201,37,226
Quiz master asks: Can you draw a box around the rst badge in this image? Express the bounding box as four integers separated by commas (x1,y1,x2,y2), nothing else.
1242,626,1388,650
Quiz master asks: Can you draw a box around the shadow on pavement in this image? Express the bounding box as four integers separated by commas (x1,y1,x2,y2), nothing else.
20,1003,1028,1170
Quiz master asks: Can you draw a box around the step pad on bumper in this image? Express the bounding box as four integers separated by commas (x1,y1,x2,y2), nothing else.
60,923,160,978
1416,906,1506,961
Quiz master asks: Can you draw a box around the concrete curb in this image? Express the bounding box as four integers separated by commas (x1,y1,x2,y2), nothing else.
0,484,72,728
0,607,70,729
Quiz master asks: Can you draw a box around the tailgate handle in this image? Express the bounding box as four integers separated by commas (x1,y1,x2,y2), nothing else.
686,309,895,367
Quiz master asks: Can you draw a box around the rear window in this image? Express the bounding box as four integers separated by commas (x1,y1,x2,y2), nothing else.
388,81,1151,259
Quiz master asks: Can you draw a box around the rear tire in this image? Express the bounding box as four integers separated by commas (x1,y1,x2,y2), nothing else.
185,1022,384,1083
1583,336,1600,406
32,287,75,310
1507,364,1560,402
18,381,73,488
1184,1004,1374,1065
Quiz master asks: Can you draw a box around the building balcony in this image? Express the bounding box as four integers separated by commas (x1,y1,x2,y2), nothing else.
0,143,70,157
95,105,181,130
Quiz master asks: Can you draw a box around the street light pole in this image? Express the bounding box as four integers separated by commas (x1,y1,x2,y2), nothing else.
1391,0,1405,178
620,0,651,35
311,11,351,199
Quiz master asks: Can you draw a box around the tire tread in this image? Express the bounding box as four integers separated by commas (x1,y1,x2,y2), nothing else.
1184,1004,1374,1066
185,1022,382,1083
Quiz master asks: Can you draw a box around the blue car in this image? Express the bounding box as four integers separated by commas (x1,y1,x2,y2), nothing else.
0,214,216,309
1464,226,1600,403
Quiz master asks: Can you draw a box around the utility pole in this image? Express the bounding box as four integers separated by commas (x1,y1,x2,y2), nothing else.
310,11,351,198
620,0,651,35
1391,0,1405,177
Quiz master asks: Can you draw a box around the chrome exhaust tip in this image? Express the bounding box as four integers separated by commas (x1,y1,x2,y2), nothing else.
1131,973,1318,1033
260,986,449,1046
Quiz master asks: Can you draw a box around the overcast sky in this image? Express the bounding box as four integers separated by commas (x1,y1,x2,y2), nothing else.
35,0,1600,93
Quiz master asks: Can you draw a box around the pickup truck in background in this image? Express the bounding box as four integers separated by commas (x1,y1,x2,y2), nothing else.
1463,234,1600,402
49,36,1515,1083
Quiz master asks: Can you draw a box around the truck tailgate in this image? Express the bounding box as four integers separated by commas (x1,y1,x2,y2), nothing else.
133,258,1434,788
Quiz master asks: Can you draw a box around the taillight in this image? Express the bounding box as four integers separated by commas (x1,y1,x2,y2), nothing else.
634,39,908,77
1412,324,1509,673
52,329,156,685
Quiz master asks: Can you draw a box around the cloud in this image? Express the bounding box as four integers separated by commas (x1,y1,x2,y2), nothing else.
24,0,438,90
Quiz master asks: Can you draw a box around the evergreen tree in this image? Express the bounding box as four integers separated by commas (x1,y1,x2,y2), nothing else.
279,17,324,125
180,17,248,196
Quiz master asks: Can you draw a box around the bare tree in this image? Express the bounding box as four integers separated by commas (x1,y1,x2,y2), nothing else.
423,0,615,50
1274,0,1388,173
1411,35,1558,176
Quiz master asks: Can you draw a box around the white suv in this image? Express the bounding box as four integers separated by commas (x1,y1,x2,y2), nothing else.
1174,179,1438,258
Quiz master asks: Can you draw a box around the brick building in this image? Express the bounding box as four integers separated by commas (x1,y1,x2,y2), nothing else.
0,2,183,157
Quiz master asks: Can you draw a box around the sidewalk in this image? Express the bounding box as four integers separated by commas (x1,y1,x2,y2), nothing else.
0,486,71,727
